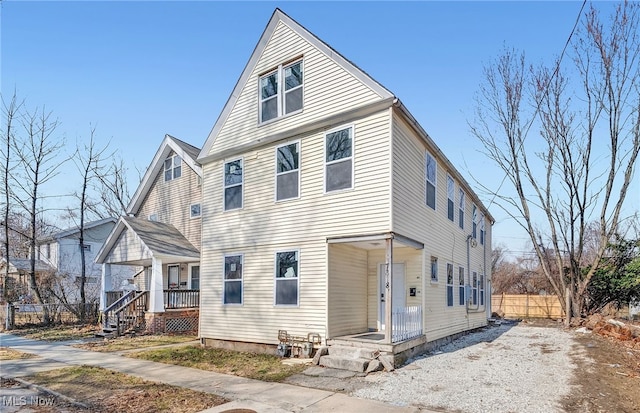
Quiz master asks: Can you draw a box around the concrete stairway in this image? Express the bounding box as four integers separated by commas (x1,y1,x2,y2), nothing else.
315,345,392,373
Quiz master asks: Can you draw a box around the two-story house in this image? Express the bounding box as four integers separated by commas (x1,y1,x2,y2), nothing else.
195,9,494,367
96,134,202,334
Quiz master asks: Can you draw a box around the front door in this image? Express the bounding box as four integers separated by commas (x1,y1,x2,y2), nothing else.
168,265,180,289
378,263,405,331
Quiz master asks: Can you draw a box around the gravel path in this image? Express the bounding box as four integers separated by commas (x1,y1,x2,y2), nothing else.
354,322,581,413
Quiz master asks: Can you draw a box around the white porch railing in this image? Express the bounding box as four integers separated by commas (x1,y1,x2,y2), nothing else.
392,305,423,342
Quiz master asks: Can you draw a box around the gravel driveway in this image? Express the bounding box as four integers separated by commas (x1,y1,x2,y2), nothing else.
354,322,582,412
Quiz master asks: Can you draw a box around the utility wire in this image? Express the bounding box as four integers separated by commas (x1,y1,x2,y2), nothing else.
486,0,588,210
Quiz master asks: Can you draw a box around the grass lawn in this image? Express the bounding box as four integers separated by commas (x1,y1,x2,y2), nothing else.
0,346,38,360
130,345,308,382
21,365,228,413
10,324,97,341
75,334,197,352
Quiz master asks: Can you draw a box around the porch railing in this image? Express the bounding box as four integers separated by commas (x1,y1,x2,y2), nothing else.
106,291,124,308
164,289,199,309
102,290,148,336
392,305,423,342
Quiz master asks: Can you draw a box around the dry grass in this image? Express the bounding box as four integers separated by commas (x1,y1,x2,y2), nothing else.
75,334,197,352
10,324,97,341
130,345,308,382
0,346,38,360
22,365,228,413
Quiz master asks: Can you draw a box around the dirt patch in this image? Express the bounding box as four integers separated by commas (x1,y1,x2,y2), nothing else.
0,347,38,360
129,345,308,382
74,334,197,352
7,366,228,413
564,329,640,413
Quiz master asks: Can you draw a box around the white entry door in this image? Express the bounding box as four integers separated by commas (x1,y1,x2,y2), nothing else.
379,263,405,331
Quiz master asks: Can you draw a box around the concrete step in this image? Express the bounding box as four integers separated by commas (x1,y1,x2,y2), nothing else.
319,355,370,372
326,345,379,359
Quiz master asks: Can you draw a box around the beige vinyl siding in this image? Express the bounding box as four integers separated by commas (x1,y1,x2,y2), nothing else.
104,229,150,264
137,151,202,249
208,21,383,156
200,110,392,344
327,244,368,337
199,240,327,344
366,247,423,330
390,111,488,341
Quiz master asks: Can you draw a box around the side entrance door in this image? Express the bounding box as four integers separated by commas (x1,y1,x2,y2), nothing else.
378,263,405,331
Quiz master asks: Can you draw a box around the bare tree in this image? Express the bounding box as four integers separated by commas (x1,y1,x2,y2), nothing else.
470,2,640,323
12,105,66,323
1,92,22,305
69,126,110,320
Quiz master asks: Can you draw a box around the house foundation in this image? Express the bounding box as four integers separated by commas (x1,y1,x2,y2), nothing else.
144,309,199,334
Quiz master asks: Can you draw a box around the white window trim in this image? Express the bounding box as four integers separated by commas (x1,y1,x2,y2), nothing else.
458,266,466,306
164,154,182,182
223,253,243,306
190,203,202,219
324,124,355,194
480,213,486,245
425,151,437,210
472,204,478,239
430,256,438,284
446,262,454,307
472,271,478,306
258,59,304,125
458,188,465,230
480,273,485,307
274,140,301,202
223,157,244,212
274,249,300,307
447,174,455,222
188,263,200,290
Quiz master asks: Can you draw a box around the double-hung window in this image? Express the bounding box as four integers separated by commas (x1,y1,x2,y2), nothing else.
260,60,304,123
325,126,353,192
446,263,454,307
458,189,465,229
447,175,455,221
480,213,486,245
276,142,300,201
430,256,438,283
164,155,182,181
458,266,465,306
480,274,485,306
223,255,243,304
425,152,436,210
224,159,243,210
275,250,299,306
472,205,478,239
472,271,478,305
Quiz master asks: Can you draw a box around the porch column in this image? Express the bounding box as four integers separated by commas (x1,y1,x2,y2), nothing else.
100,263,112,311
148,256,164,313
385,238,393,344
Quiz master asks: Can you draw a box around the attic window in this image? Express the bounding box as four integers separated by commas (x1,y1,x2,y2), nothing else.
164,155,182,181
259,59,304,123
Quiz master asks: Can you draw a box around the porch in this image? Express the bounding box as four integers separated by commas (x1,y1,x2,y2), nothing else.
326,232,426,348
96,217,201,335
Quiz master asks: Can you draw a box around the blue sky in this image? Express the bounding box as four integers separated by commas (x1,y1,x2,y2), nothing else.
1,1,636,256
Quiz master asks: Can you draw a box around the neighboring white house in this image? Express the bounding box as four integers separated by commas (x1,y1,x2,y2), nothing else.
195,9,494,366
36,218,131,303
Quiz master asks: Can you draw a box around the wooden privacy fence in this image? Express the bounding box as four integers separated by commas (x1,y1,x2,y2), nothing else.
492,294,564,319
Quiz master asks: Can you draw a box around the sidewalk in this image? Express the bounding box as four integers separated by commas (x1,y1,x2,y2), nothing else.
0,333,425,412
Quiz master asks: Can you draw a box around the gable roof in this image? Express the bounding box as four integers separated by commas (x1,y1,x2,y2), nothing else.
37,217,116,244
0,258,54,274
198,8,394,162
95,216,200,264
127,134,202,215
